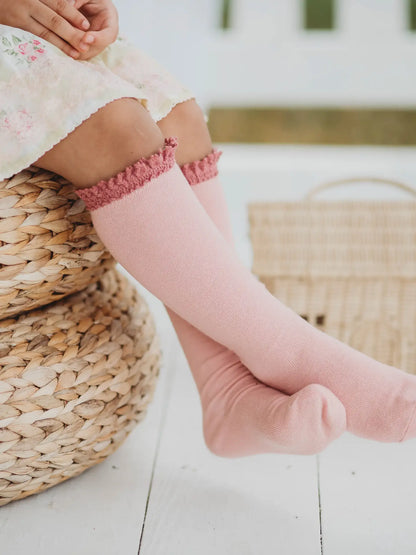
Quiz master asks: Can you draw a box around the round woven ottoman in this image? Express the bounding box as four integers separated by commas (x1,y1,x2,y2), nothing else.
0,267,161,506
0,165,115,318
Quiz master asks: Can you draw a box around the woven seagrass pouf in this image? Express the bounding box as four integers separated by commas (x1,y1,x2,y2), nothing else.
0,165,115,318
0,267,161,507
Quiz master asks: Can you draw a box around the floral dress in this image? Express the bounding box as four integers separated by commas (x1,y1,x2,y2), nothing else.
0,24,199,181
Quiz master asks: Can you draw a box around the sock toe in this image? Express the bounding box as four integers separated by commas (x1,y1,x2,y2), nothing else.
291,384,347,454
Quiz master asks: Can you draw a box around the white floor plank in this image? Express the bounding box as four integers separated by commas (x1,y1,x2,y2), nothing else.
139,341,322,555
0,273,175,555
318,432,416,555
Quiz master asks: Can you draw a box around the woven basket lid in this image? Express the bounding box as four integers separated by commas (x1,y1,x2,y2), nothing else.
249,178,416,279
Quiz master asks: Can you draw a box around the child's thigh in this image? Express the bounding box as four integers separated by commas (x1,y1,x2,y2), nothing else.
34,97,165,189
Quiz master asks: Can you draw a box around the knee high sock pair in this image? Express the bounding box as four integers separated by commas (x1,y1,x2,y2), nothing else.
75,137,416,454
168,150,346,456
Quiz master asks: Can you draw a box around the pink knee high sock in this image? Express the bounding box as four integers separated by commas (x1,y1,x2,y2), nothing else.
163,151,346,456
76,137,416,444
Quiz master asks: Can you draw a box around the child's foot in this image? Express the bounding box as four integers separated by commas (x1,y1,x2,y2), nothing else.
197,347,347,457
251,309,416,443
164,306,346,457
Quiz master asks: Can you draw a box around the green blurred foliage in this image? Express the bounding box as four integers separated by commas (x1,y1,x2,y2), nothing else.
304,0,334,30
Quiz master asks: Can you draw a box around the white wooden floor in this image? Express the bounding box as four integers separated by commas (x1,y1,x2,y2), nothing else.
2,144,416,554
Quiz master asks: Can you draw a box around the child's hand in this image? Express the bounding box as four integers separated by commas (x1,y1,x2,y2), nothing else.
71,0,119,60
0,0,94,59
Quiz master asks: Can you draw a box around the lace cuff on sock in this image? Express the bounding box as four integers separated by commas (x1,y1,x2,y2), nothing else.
180,148,223,186
75,136,179,211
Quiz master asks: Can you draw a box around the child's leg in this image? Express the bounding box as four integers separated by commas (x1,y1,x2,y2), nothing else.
154,102,346,456
36,96,416,444
159,99,416,444
34,97,346,456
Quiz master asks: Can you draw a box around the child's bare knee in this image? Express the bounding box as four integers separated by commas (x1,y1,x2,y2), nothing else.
157,99,212,166
35,97,165,189
91,98,164,157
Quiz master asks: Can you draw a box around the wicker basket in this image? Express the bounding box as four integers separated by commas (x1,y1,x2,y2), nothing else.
248,177,416,374
0,166,115,318
0,267,161,506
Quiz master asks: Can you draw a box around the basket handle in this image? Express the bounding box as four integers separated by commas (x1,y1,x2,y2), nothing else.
304,177,416,200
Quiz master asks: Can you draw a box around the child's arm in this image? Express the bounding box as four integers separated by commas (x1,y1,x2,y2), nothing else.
0,0,94,58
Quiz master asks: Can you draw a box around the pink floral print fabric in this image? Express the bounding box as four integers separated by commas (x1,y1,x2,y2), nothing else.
0,24,198,181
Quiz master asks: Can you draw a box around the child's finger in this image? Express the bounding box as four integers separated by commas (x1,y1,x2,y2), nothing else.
71,0,90,10
87,20,118,47
28,16,81,59
32,2,94,52
42,0,90,31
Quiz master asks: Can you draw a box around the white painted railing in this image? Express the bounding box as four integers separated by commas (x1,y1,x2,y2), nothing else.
116,0,416,109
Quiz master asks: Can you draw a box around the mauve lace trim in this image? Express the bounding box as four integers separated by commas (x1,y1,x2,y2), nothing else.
75,136,178,210
180,148,223,186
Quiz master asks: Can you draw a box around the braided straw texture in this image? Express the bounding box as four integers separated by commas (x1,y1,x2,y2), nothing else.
0,166,116,318
248,199,416,374
0,267,161,506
